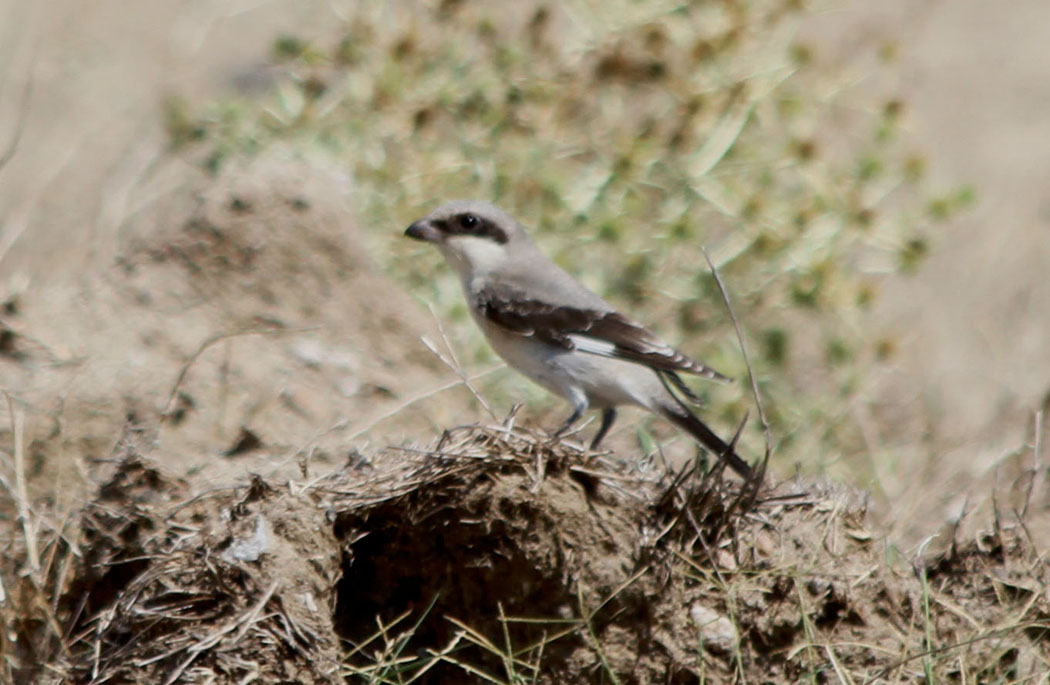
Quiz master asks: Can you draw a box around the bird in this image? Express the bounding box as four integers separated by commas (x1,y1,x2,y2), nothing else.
404,200,752,478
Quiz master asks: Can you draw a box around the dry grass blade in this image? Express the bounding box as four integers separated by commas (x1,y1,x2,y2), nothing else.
575,583,622,685
445,614,534,678
0,37,36,175
160,326,317,420
325,363,504,446
423,301,498,421
701,248,772,527
702,248,772,474
1023,409,1044,518
340,608,414,663
5,393,38,574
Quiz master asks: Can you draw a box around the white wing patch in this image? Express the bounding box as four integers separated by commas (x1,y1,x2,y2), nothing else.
568,334,619,357
569,333,729,383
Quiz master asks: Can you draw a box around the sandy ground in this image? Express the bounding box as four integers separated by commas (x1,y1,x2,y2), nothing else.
2,0,1049,523
0,0,339,278
886,0,1050,454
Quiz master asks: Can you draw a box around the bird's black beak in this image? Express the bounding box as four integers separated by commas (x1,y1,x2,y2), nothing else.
404,220,441,243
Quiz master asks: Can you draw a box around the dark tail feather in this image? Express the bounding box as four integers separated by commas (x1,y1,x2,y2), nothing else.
662,405,752,478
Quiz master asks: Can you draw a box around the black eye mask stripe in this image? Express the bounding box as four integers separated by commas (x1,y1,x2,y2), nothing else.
436,215,509,244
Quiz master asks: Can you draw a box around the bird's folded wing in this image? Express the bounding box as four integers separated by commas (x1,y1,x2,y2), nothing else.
475,284,728,381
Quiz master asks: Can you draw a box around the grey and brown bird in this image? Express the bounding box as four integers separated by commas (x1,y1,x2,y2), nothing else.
404,201,752,477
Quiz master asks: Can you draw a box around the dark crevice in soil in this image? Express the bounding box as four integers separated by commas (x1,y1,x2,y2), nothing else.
333,486,588,682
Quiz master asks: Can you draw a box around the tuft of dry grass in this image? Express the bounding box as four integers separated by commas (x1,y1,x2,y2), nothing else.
0,395,79,683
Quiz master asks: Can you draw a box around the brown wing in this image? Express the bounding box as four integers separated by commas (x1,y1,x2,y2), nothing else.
475,284,728,381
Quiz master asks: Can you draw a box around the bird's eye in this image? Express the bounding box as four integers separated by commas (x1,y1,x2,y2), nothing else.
458,214,479,230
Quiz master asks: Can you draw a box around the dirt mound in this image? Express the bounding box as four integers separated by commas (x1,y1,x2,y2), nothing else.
0,152,456,499
68,425,342,684
111,153,450,474
5,421,1037,683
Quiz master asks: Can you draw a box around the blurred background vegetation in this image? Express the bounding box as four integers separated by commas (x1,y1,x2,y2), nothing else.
165,0,973,474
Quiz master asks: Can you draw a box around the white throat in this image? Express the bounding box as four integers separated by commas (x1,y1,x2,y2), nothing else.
440,235,510,286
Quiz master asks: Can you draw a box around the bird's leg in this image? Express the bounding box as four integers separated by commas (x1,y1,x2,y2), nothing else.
589,408,617,450
554,398,588,439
